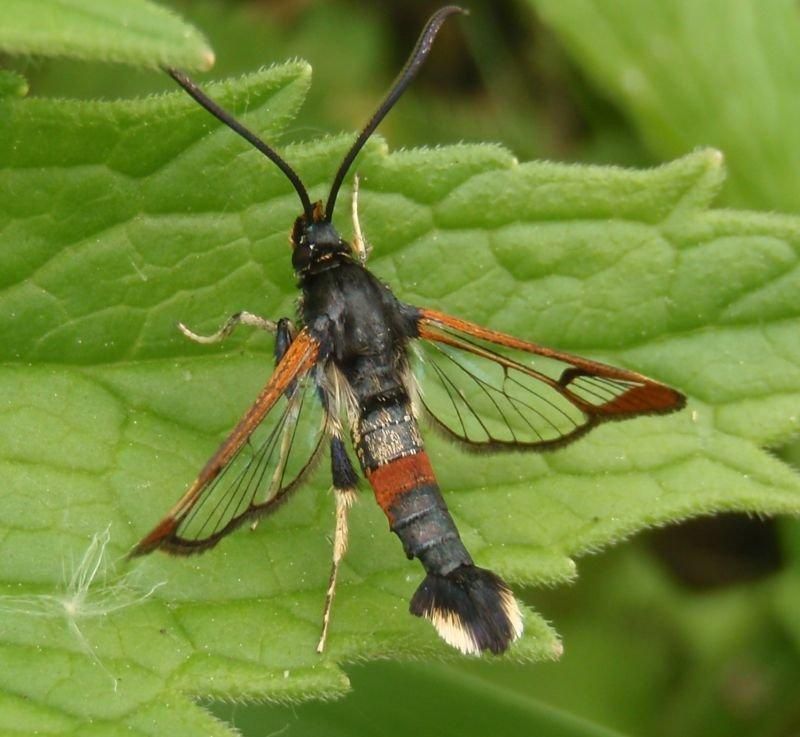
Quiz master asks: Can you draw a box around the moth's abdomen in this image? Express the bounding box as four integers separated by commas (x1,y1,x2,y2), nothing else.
367,450,473,573
355,400,523,654
356,400,470,573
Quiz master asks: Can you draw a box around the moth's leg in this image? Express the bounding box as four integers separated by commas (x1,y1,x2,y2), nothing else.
351,174,370,266
179,311,279,345
317,436,359,653
271,317,297,364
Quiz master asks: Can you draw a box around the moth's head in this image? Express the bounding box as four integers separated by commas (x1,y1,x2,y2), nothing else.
165,7,464,276
290,201,351,275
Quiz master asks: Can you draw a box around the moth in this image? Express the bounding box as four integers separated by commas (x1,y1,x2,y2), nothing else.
131,5,685,655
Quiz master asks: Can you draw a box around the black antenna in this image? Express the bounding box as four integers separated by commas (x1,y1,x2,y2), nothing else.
166,67,315,221
324,5,467,221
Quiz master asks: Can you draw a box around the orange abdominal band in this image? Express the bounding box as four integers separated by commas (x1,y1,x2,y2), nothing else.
366,452,437,521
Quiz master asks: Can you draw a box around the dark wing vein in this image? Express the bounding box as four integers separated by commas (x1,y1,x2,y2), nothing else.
174,376,324,548
131,329,325,556
414,308,685,451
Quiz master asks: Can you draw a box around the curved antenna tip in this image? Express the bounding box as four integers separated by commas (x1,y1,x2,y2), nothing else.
324,5,468,221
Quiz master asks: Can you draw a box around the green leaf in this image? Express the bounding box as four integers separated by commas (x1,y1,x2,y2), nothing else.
0,0,213,70
456,545,800,737
526,0,800,213
1,63,799,735
212,660,632,737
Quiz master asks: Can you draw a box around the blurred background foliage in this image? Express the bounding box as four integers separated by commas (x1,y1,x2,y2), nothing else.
8,0,800,734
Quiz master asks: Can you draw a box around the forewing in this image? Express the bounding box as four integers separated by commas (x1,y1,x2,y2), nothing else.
414,309,685,451
132,328,325,555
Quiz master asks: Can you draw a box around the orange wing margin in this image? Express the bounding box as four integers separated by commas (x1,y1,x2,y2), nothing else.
130,328,321,556
415,308,685,450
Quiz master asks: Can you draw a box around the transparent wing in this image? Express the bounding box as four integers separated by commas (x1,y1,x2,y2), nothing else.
414,308,685,451
132,328,325,555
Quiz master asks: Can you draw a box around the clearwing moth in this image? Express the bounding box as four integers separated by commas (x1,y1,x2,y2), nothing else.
130,5,686,655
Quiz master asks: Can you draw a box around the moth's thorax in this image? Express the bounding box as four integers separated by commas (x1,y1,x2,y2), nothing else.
300,259,402,349
299,260,418,401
